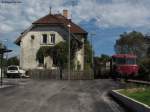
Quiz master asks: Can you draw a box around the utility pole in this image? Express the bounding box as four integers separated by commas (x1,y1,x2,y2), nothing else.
68,24,71,80
90,33,96,69
0,53,3,86
3,39,8,73
67,1,74,80
0,41,12,86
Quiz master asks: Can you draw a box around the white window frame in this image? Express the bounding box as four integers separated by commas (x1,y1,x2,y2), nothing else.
41,34,48,44
50,34,55,44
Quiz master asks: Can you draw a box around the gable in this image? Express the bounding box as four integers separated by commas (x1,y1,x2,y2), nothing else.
15,24,85,46
15,13,88,45
32,14,87,34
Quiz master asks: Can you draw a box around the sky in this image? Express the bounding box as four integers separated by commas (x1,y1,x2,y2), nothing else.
0,0,150,57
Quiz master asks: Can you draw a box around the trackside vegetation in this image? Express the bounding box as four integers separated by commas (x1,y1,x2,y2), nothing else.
36,39,93,70
119,87,150,106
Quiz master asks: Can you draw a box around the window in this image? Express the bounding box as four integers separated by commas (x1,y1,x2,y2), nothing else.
126,58,136,65
42,34,47,44
8,66,18,70
114,57,136,65
116,58,126,64
31,35,35,40
50,34,55,44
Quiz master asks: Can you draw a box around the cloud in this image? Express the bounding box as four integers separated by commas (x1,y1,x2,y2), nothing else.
0,0,150,56
0,0,150,34
0,24,13,33
72,0,150,28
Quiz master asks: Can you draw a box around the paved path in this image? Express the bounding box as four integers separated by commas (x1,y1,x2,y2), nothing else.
0,79,128,112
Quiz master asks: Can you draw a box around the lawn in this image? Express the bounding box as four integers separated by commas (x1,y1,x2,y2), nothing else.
119,87,150,106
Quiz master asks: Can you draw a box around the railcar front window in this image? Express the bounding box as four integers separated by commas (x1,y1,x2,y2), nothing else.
116,58,126,64
126,58,136,64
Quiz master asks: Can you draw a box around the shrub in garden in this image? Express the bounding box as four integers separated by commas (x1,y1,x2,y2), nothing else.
139,58,150,81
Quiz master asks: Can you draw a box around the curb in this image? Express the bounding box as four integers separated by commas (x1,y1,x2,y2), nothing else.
127,80,150,85
110,90,150,112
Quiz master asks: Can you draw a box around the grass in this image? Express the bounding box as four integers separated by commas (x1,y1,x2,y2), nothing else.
119,87,150,106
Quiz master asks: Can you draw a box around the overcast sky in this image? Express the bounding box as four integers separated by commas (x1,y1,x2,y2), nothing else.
0,0,150,57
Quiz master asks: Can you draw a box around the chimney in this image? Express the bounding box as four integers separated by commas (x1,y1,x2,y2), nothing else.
63,10,68,18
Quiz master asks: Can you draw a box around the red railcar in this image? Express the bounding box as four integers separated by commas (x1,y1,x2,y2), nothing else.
111,54,139,78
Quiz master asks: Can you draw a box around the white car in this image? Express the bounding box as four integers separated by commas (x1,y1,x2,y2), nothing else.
7,65,26,78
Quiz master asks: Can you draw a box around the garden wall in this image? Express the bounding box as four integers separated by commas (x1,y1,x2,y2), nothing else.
27,69,94,80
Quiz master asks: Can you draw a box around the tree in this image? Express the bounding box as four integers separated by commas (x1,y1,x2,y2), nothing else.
114,31,146,59
7,56,19,66
84,39,93,69
99,54,111,62
0,42,7,66
139,58,150,81
52,42,68,69
93,54,110,78
0,43,6,49
147,47,150,57
36,39,82,69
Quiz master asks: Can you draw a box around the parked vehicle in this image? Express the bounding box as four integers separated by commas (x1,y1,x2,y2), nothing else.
111,54,139,78
6,65,26,78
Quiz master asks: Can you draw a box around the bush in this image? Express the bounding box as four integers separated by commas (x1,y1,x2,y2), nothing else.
7,56,19,66
138,58,150,81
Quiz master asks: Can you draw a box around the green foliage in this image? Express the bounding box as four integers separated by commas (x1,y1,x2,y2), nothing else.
99,54,111,62
70,38,82,59
114,31,146,59
77,61,81,71
7,56,19,66
138,58,150,80
0,43,9,66
36,46,52,62
93,54,110,68
52,42,68,68
120,88,150,106
0,58,7,66
147,47,150,57
84,39,93,70
0,43,6,49
93,55,110,77
94,57,101,66
36,39,81,69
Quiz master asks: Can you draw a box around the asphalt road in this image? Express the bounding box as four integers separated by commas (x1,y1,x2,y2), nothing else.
0,79,128,112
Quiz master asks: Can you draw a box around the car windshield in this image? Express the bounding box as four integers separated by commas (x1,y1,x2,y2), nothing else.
8,67,18,70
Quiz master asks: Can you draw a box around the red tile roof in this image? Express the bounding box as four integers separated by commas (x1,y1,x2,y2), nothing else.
33,14,62,24
15,13,87,45
33,14,87,34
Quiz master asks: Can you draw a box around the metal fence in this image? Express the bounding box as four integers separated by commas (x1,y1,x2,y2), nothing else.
62,70,94,80
27,69,94,80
